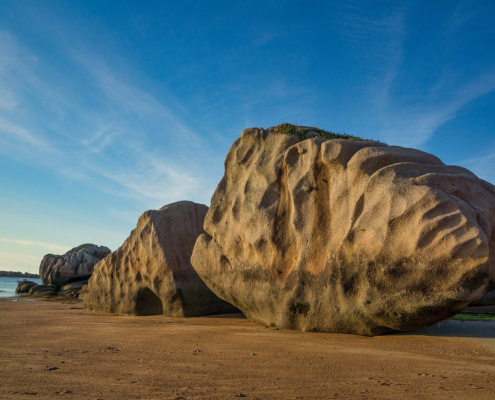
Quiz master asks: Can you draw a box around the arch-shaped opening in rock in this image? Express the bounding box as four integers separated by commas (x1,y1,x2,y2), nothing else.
135,287,163,316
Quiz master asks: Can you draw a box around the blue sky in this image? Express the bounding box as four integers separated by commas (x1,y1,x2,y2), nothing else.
1,0,495,272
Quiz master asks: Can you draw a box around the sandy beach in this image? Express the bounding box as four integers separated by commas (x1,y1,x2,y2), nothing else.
0,299,494,399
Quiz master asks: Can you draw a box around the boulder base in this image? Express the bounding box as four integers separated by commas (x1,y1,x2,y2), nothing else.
191,127,495,335
84,201,238,317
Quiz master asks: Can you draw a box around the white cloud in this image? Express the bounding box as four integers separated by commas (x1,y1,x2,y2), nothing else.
0,237,70,254
0,115,49,148
0,252,42,271
99,153,212,207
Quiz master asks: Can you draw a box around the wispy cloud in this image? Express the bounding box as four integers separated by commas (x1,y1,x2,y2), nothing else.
0,115,49,148
99,151,213,207
0,31,55,155
376,69,495,147
0,27,221,211
0,237,70,253
58,48,222,207
443,0,491,33
0,90,18,110
0,253,42,270
79,121,122,154
460,148,495,184
336,3,495,148
70,50,203,145
251,29,286,47
337,7,405,61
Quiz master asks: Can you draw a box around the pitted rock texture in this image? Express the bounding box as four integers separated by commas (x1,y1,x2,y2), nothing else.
39,244,111,288
191,127,495,335
84,201,238,317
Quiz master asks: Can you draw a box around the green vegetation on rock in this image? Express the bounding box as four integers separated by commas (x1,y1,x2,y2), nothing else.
273,123,371,142
450,312,495,321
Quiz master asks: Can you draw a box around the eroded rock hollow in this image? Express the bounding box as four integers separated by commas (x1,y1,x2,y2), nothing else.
191,127,495,335
84,201,238,317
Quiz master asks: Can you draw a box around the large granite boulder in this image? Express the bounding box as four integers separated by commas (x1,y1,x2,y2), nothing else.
39,244,111,288
191,126,495,335
84,201,238,317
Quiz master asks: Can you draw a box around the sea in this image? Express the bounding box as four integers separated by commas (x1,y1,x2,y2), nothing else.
0,277,42,298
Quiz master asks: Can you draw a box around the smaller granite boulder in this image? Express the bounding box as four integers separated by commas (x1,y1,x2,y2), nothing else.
28,284,57,296
39,244,111,288
84,201,238,317
15,280,38,294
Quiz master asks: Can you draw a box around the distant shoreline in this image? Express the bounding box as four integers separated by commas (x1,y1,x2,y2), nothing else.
0,271,40,279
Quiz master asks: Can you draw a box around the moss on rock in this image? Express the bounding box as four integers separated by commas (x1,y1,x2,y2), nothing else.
273,123,371,142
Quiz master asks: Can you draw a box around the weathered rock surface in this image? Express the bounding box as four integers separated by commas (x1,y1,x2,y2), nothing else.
28,284,57,296
39,244,111,288
15,280,38,294
84,201,238,317
77,284,88,300
191,126,495,335
58,282,88,298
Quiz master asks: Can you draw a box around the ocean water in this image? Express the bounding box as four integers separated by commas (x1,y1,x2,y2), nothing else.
0,277,42,298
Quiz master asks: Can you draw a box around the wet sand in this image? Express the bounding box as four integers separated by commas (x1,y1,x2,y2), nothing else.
1,299,494,399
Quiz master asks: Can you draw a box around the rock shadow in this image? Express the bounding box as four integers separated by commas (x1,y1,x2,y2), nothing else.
400,320,495,339
135,287,163,316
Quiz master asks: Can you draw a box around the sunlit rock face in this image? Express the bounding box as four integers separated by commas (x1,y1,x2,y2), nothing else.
191,126,495,336
39,244,111,288
84,201,238,317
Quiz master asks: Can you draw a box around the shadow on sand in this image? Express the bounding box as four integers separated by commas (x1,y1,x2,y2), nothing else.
203,312,246,319
407,319,495,339
403,306,495,340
